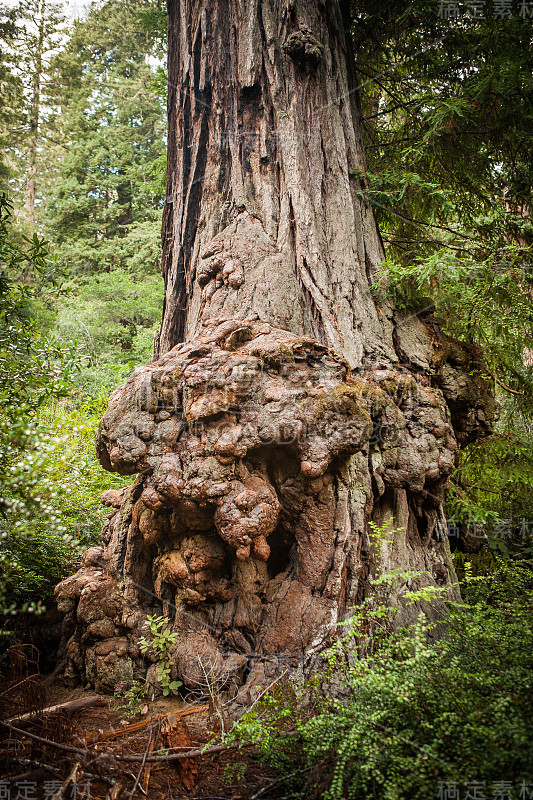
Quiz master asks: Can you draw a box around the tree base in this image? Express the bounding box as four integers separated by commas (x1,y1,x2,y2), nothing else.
55,318,494,703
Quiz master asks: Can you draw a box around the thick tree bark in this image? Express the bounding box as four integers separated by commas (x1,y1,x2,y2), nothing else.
56,0,496,704
157,0,389,367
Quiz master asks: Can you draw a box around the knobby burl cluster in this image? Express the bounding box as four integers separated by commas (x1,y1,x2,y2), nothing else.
55,318,492,698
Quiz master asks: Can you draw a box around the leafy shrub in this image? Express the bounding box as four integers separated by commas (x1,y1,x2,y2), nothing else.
0,195,74,612
0,397,128,606
139,614,182,697
0,394,129,608
0,196,127,611
234,561,533,800
56,267,163,396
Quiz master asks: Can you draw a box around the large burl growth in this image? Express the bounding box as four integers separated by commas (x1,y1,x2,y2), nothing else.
55,0,496,702
56,316,494,700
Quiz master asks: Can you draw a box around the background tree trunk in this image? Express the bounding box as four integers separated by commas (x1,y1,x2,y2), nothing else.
24,0,46,224
56,0,496,703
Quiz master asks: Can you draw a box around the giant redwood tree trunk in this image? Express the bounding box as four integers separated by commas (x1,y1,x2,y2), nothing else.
56,0,495,703
157,0,389,366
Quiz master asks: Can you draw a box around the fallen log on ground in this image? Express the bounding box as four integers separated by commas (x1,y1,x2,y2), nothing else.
5,695,105,724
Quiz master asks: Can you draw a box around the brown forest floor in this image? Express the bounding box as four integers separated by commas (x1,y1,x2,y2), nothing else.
0,671,298,800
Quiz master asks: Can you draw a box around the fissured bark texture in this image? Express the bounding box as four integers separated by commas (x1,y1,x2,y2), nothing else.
157,0,392,366
55,0,496,700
